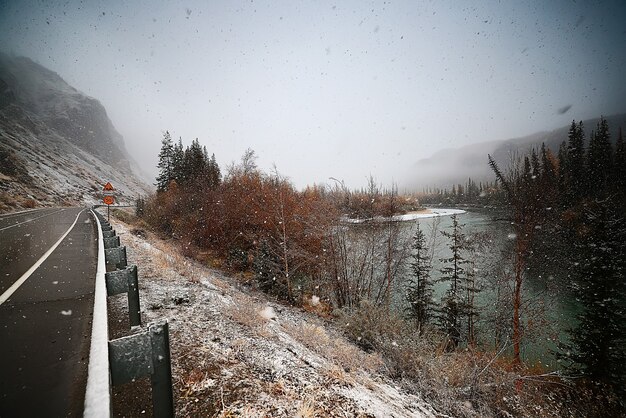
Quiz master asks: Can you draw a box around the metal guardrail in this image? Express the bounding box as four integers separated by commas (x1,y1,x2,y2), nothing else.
85,208,174,417
109,321,174,416
104,235,121,249
106,265,141,327
105,246,127,270
92,205,137,209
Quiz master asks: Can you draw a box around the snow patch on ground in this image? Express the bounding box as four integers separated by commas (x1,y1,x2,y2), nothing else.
259,306,277,321
343,208,466,224
394,208,466,221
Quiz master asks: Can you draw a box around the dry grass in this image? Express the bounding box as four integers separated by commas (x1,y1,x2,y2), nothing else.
337,302,565,417
301,294,333,318
111,207,136,223
176,258,202,282
223,298,275,335
322,364,354,388
151,251,173,272
147,245,203,283
0,191,13,212
210,275,235,293
294,399,316,418
284,322,383,375
0,191,41,212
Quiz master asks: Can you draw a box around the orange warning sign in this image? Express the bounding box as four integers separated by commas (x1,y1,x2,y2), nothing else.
103,182,114,191
103,195,115,205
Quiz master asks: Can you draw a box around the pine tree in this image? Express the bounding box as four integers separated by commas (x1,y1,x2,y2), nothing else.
563,203,626,392
557,140,569,207
172,137,184,184
586,117,613,198
466,177,479,202
540,143,558,207
406,223,434,334
530,148,540,180
615,128,626,201
462,233,486,347
437,214,468,348
182,138,208,187
156,131,174,192
521,155,534,203
540,144,556,186
566,120,586,202
208,153,222,190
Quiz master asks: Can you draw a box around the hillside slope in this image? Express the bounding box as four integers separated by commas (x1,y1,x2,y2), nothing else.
106,214,436,417
0,53,151,210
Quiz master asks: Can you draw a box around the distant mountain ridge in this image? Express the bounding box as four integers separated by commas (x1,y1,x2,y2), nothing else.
410,113,626,189
0,52,151,210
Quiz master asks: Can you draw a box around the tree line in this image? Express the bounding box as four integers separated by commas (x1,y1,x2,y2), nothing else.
418,178,504,206
156,131,221,193
489,116,626,394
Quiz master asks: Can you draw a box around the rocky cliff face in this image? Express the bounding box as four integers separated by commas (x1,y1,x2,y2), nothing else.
0,53,151,211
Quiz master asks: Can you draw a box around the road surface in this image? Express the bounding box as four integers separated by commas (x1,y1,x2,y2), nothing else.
0,207,98,417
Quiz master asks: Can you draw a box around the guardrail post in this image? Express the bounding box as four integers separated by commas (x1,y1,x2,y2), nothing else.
128,270,141,327
104,235,121,249
109,333,151,386
108,321,174,418
150,321,174,418
105,265,141,327
105,246,127,269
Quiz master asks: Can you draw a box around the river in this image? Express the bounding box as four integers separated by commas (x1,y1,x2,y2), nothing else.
348,207,578,369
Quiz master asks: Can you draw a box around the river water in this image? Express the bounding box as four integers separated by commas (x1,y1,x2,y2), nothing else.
349,208,578,369
431,209,578,368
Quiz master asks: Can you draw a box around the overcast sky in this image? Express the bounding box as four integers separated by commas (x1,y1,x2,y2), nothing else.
1,0,625,189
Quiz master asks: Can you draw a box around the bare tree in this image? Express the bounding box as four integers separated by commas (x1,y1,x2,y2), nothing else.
326,217,412,310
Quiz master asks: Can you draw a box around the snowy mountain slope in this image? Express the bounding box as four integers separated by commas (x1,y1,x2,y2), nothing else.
0,53,151,210
409,113,626,189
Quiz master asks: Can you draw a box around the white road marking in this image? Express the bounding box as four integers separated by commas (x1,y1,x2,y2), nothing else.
0,209,83,305
83,209,111,416
0,208,66,232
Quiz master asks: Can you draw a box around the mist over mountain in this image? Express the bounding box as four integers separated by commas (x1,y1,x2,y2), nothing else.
409,113,626,190
0,52,151,209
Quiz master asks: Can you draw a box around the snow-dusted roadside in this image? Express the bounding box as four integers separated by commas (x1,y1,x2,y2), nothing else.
108,218,436,417
343,208,466,224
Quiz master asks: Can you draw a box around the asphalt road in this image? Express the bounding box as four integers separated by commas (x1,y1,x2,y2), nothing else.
0,207,98,417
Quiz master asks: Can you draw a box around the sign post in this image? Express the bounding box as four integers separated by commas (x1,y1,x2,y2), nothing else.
103,182,115,222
